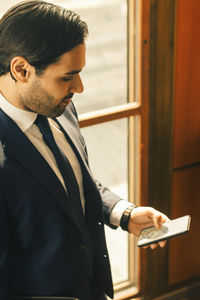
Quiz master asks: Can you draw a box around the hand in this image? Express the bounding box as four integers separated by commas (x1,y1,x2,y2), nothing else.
128,206,170,249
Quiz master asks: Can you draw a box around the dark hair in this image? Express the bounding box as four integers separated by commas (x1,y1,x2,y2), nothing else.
0,0,88,77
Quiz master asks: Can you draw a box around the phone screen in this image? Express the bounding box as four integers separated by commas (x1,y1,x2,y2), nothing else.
137,215,191,247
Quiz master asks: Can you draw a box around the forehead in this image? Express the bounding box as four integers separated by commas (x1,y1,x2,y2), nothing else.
45,43,86,74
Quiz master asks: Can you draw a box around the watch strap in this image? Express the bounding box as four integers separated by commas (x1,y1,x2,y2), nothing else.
120,204,137,232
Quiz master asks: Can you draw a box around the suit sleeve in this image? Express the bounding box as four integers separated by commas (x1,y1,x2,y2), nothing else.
0,169,9,299
95,180,122,228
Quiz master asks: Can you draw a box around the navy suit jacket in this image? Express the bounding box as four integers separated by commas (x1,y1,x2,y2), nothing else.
0,103,122,299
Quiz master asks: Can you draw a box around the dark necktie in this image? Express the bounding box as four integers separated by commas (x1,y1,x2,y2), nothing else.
35,114,83,215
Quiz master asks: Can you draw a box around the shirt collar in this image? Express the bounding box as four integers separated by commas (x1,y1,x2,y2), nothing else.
0,93,37,132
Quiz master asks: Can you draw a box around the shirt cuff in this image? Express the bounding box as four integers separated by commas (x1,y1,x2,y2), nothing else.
110,200,133,227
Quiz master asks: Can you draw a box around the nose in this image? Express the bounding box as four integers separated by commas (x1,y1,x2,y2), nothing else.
69,74,84,94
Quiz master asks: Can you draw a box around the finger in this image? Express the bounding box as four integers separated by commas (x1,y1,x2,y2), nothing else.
154,214,162,228
151,211,169,228
150,243,159,250
143,241,166,249
159,240,167,248
150,211,163,228
160,214,170,224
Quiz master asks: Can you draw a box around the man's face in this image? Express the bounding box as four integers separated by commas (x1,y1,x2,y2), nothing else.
19,43,86,118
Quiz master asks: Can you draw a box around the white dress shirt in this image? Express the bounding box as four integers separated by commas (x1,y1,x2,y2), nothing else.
0,93,131,226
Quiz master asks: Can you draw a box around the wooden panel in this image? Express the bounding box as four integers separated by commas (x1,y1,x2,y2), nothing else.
173,0,200,168
169,166,200,284
144,0,175,297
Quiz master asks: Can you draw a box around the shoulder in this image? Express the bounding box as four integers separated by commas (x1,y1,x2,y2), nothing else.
64,101,79,121
68,101,79,119
58,101,80,129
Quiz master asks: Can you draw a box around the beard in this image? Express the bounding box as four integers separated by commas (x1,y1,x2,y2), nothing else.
18,79,67,118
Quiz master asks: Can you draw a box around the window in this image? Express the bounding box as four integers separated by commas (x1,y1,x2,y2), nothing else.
54,0,142,297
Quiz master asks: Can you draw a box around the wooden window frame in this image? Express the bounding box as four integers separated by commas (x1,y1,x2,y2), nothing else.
78,0,150,298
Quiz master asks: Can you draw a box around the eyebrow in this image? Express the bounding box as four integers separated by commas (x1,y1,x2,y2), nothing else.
64,69,82,75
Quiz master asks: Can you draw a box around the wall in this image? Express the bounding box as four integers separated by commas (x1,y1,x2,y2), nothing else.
169,0,200,285
140,0,200,298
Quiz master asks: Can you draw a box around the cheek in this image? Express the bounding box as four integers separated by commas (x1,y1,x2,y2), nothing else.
42,78,70,99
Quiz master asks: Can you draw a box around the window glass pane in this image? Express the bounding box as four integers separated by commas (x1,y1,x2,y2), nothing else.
81,118,128,284
1,0,128,114
57,0,128,114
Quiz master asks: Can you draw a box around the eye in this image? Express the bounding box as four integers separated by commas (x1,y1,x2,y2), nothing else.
62,77,73,82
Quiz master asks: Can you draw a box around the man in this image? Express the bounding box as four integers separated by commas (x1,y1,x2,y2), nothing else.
0,1,168,299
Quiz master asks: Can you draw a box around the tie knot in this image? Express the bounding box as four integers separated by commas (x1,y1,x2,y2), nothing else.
34,114,51,137
35,114,47,125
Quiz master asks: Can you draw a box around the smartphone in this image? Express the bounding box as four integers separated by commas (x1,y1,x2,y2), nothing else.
137,215,191,247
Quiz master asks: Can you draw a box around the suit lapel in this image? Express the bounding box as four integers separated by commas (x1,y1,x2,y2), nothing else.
0,109,87,235
57,111,92,176
56,109,103,212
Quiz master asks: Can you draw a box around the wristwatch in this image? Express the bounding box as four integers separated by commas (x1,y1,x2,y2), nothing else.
120,204,137,232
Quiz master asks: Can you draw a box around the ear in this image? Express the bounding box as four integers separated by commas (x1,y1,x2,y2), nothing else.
10,56,33,82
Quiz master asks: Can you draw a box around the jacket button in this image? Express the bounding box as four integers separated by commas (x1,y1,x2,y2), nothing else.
82,279,89,288
78,243,86,250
